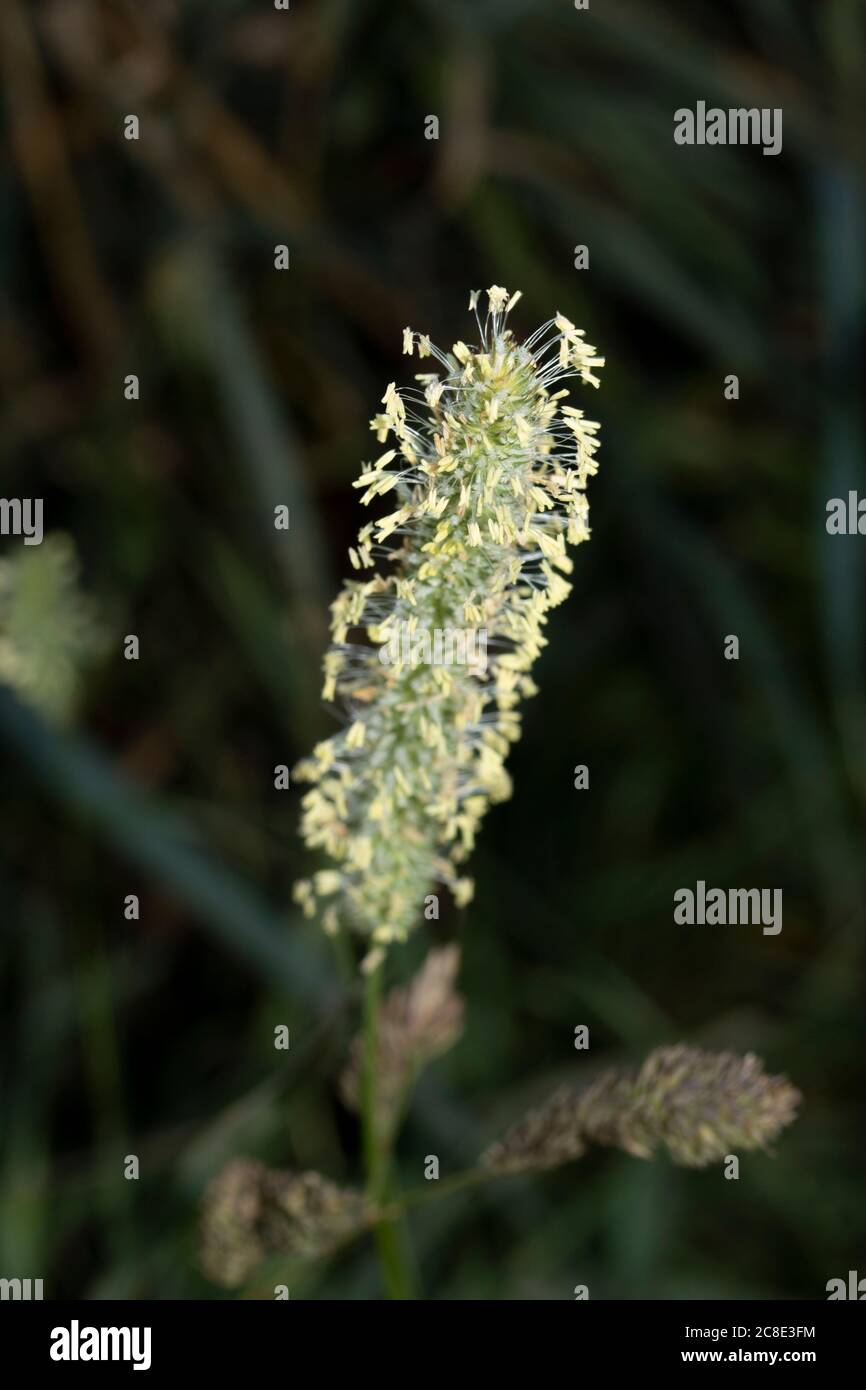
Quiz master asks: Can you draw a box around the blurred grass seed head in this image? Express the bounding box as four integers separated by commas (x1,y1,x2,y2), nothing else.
340,944,464,1140
482,1045,801,1174
0,534,105,723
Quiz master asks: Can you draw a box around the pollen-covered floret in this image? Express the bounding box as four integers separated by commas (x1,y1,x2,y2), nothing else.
294,288,604,943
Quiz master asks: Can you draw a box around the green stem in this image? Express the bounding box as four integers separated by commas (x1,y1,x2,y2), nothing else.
361,958,417,1299
384,1165,495,1216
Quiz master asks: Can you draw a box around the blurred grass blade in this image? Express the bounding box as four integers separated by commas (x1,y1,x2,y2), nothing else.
0,687,332,1000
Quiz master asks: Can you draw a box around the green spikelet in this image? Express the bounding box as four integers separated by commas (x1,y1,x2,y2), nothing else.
0,534,104,723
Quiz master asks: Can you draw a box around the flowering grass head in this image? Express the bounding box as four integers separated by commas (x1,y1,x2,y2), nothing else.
0,534,104,723
294,288,604,944
482,1046,801,1174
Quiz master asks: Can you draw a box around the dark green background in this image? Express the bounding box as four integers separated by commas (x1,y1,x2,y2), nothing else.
1,0,863,1299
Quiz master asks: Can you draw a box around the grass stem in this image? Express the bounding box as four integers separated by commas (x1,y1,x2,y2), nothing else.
361,959,417,1299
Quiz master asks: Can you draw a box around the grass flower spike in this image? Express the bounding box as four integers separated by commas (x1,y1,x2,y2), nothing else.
294,288,604,944
340,945,464,1139
200,1160,366,1288
482,1046,801,1174
0,534,104,723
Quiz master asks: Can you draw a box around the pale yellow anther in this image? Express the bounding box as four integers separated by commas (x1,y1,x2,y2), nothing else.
345,721,366,750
